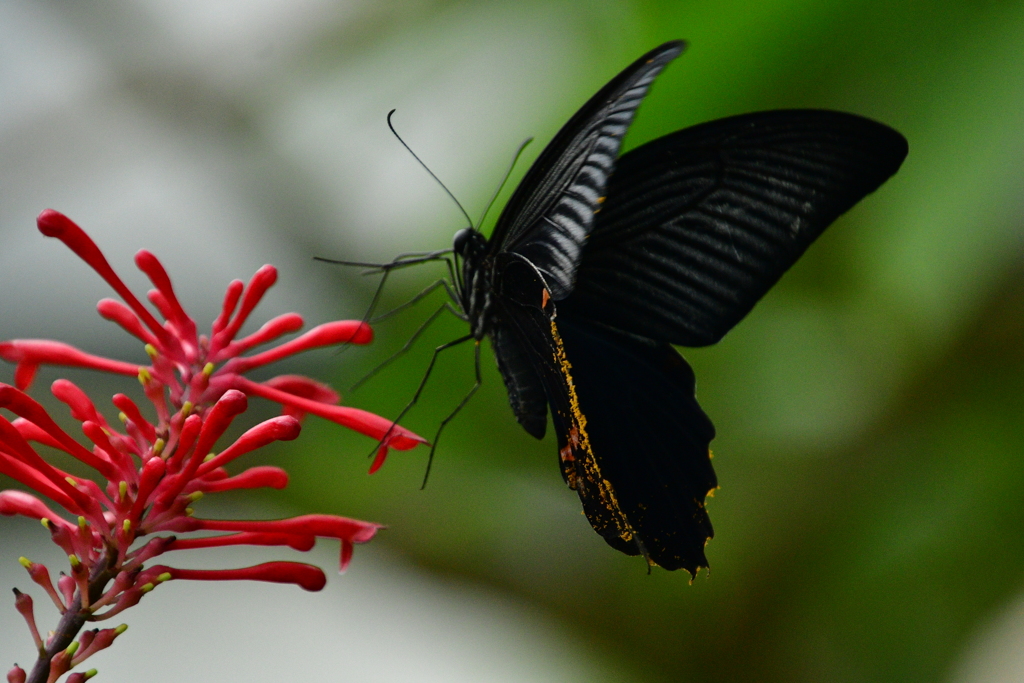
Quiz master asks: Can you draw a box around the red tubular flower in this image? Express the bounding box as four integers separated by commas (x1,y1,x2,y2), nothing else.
1,211,413,683
0,210,426,458
154,562,328,592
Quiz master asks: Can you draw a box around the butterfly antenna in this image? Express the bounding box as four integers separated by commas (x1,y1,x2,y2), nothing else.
475,137,533,229
388,109,474,229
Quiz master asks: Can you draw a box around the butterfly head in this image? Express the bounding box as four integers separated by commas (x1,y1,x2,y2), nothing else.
453,227,487,261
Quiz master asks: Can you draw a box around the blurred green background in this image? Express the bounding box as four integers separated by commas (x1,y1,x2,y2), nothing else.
3,1,1024,681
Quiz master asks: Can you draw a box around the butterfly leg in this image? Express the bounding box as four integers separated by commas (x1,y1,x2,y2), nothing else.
314,249,454,271
351,301,463,391
370,276,459,323
420,340,483,488
372,333,474,458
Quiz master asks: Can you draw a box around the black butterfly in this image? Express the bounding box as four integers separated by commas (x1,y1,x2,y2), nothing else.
368,40,907,575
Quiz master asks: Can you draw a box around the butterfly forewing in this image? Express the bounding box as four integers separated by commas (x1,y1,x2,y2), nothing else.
490,41,685,299
561,110,909,346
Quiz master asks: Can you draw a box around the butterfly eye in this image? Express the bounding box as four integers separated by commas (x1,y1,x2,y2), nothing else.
452,228,471,255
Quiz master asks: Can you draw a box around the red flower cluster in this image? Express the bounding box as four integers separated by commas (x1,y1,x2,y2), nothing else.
1,210,425,683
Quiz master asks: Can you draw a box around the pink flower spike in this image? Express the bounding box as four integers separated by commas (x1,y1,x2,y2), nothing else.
135,250,197,349
47,646,73,681
57,573,76,610
2,212,407,668
51,380,105,426
57,574,76,613
18,559,64,613
231,376,426,450
111,394,156,443
157,561,328,592
7,665,25,683
196,416,300,476
209,265,278,353
69,625,126,667
0,454,80,512
368,444,389,475
0,491,74,530
0,416,93,512
263,375,339,412
192,390,248,461
155,392,247,507
194,513,381,545
189,465,288,493
165,413,202,473
0,414,49,464
36,210,179,356
0,341,139,389
11,418,64,451
222,320,372,372
167,531,315,552
214,313,304,360
13,363,37,392
0,386,117,481
80,422,131,480
13,589,42,651
127,457,166,524
340,539,354,573
97,299,159,347
212,279,244,335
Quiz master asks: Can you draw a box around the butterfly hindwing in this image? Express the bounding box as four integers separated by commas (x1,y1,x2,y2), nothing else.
493,255,640,550
554,314,717,573
491,41,685,300
490,322,548,439
562,109,909,346
492,255,716,572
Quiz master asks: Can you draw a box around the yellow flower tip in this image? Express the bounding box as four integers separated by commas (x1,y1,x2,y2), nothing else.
118,481,128,500
84,669,98,680
203,453,215,462
137,368,152,385
157,572,172,583
65,477,78,487
68,554,81,568
203,362,215,377
122,520,132,534
18,557,32,568
140,583,154,594
144,344,158,359
114,624,128,635
65,641,79,656
118,411,129,424
153,438,166,456
78,517,88,530
188,491,204,502
181,401,193,417
184,507,194,517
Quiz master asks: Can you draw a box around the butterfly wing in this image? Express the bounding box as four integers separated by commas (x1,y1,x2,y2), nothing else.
492,253,716,573
489,41,684,299
490,322,548,439
554,314,717,574
561,109,909,346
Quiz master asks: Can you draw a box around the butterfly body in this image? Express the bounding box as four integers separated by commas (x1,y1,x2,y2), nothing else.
443,41,907,574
